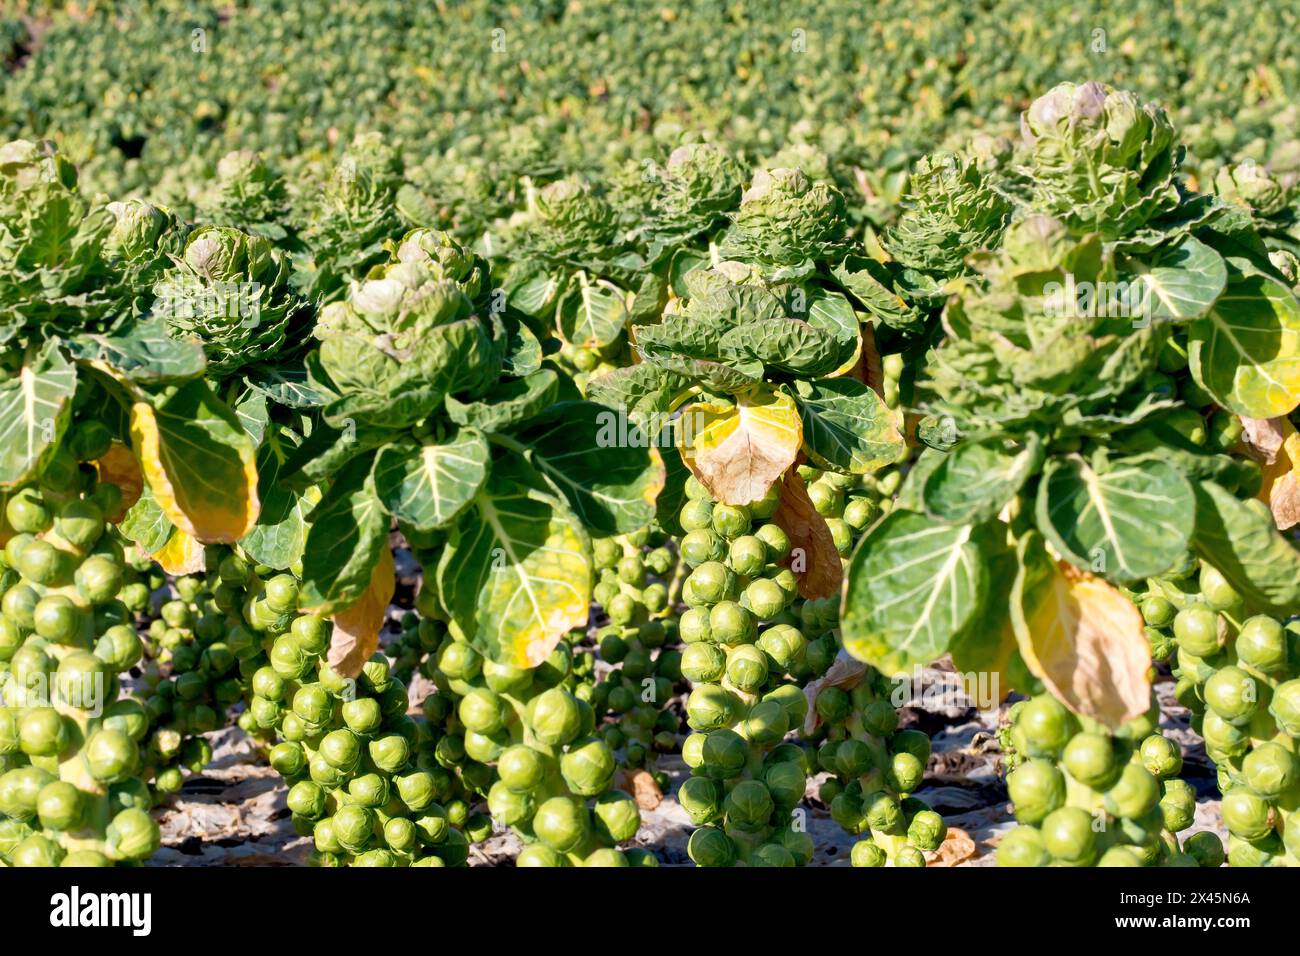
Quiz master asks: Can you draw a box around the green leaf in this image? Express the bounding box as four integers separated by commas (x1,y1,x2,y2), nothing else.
1188,270,1300,418
1191,480,1300,617
445,370,558,434
555,272,629,350
299,452,390,615
512,400,665,535
234,390,269,446
1124,235,1226,321
585,363,692,433
67,319,206,383
119,482,174,555
922,435,1042,526
0,340,76,488
1035,454,1195,583
371,430,489,532
437,459,592,668
242,366,330,409
791,378,905,475
841,510,988,674
719,317,844,377
240,435,314,570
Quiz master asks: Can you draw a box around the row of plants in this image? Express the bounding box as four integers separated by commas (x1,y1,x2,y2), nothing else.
0,60,1298,868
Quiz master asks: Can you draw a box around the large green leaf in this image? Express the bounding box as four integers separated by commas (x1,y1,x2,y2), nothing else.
791,378,905,475
922,435,1042,525
1192,480,1300,616
1124,235,1226,322
67,319,206,383
1188,270,1300,418
445,369,558,434
512,400,664,535
841,510,988,675
437,460,592,668
371,429,489,532
1035,454,1195,583
556,272,629,350
130,379,259,543
299,452,390,615
240,435,314,570
0,341,76,488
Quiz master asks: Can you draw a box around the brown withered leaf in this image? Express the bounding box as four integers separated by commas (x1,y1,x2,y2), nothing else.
1249,417,1300,530
928,827,977,867
677,391,802,505
772,468,843,601
329,546,396,678
617,768,663,810
1013,554,1150,730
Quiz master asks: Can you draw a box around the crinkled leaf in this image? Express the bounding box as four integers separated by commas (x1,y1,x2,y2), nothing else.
791,378,904,475
119,482,174,554
67,319,206,383
240,437,316,570
1122,235,1226,321
515,400,665,535
923,435,1042,526
445,370,558,434
556,272,629,350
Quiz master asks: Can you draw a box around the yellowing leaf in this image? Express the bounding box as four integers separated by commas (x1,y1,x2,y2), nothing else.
1252,417,1300,530
93,441,144,523
130,381,259,543
152,528,206,576
1011,535,1150,729
677,389,802,506
329,545,396,679
772,469,842,600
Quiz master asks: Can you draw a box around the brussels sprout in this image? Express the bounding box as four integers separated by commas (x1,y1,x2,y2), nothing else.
1104,764,1161,820
1139,735,1183,781
592,790,640,843
84,729,138,784
1158,779,1196,833
1007,759,1066,825
1236,615,1288,674
526,688,583,745
1268,680,1300,737
1039,807,1098,865
11,833,65,867
1242,741,1297,799
532,796,589,853
560,737,616,796
1203,666,1260,725
1097,846,1144,866
687,825,735,867
517,844,566,867
106,808,161,862
319,729,362,771
1017,695,1076,757
36,781,84,831
1183,830,1224,868
1220,790,1274,841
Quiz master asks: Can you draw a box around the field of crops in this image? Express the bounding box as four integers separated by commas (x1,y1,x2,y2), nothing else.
1,0,1299,879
